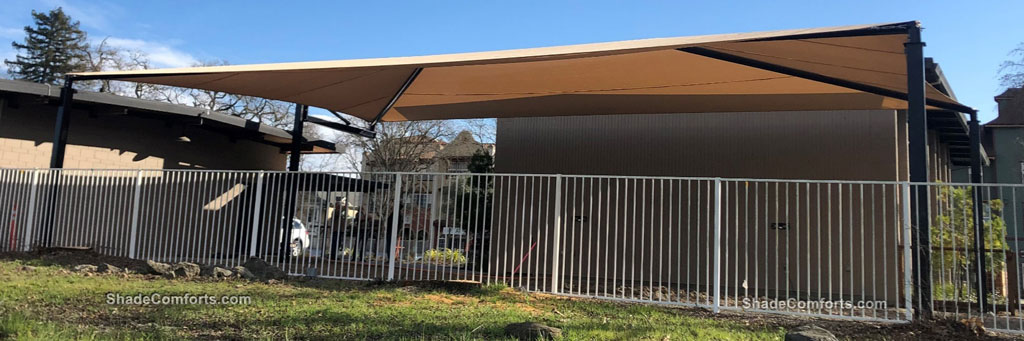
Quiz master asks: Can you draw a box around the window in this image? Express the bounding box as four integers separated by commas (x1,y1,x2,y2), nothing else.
449,160,469,173
410,193,432,208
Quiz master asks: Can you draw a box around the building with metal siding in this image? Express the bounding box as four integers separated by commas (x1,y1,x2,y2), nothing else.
488,61,976,302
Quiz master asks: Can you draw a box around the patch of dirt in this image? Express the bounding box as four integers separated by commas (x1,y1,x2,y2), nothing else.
667,306,1015,340
420,293,474,306
395,280,482,293
515,303,544,316
0,248,149,273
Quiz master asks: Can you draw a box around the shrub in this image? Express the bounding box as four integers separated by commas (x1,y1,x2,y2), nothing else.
422,248,467,265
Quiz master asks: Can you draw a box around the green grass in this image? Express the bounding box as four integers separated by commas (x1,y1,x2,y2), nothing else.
0,259,784,340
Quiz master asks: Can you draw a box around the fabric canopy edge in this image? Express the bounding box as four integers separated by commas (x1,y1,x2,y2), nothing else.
62,20,978,124
67,21,915,80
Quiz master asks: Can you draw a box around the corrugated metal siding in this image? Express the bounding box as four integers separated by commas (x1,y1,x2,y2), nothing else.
489,110,960,302
495,110,902,181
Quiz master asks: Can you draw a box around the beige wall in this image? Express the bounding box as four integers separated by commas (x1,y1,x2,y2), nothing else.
0,100,286,170
490,110,956,303
0,98,286,257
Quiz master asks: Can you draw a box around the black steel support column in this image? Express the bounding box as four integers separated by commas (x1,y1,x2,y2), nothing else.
43,76,75,247
969,110,989,312
288,104,306,172
49,76,75,168
280,104,307,262
905,23,932,319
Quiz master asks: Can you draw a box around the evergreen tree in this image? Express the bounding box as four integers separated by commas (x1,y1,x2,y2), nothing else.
467,150,494,174
4,7,89,84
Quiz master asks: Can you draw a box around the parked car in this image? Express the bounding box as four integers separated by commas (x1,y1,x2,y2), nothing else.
279,218,310,257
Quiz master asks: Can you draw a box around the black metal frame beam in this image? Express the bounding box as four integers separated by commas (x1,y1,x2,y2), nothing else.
49,76,75,168
904,23,932,319
325,110,350,125
678,47,975,114
969,110,988,312
306,115,376,138
43,76,76,248
280,103,307,263
369,68,422,129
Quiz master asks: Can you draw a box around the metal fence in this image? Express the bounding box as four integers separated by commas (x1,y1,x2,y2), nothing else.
914,182,1024,332
2,168,1023,331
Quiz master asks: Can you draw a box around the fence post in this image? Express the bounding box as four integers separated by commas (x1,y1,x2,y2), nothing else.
22,169,41,252
387,174,403,281
249,171,265,258
550,174,563,293
712,178,722,313
901,182,914,321
127,170,144,259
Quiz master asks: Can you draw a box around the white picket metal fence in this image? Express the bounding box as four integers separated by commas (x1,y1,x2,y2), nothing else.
2,168,1024,332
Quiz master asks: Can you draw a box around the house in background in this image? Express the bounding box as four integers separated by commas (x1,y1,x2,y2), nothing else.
434,131,496,173
975,88,1024,266
360,130,494,255
981,88,1024,184
362,130,494,174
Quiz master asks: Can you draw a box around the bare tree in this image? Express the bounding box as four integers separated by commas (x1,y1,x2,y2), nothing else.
80,37,155,97
173,60,296,129
80,38,118,92
1000,42,1024,89
456,118,496,143
342,120,456,173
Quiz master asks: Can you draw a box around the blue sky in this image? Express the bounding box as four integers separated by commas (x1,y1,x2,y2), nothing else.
1,0,1022,122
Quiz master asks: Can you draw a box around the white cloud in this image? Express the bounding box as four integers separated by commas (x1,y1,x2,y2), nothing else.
40,0,123,31
0,48,17,75
0,26,23,40
101,37,198,68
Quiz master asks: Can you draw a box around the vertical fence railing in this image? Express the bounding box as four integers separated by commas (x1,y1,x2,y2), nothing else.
11,168,1024,330
711,179,909,321
917,182,1024,333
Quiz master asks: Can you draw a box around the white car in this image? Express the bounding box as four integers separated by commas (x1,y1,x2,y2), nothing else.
279,218,311,257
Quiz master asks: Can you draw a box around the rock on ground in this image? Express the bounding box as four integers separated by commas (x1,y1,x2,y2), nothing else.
242,257,286,280
785,325,838,341
98,263,123,273
199,265,235,278
171,262,200,278
199,265,216,277
504,322,562,340
212,267,234,278
146,260,174,277
233,266,256,280
73,264,98,273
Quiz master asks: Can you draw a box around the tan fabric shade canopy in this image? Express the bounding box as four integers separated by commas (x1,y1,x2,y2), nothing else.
70,21,971,123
